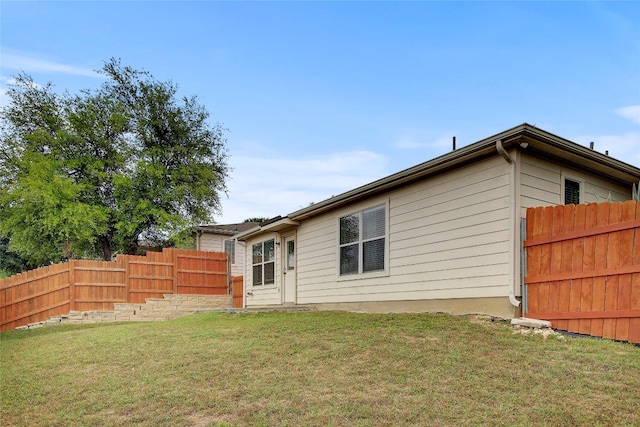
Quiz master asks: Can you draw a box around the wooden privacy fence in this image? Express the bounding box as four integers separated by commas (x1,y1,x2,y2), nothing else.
230,276,244,309
524,200,640,343
0,248,235,331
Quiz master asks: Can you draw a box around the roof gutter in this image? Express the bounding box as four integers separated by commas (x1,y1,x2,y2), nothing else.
234,217,300,241
520,126,640,184
289,124,640,222
289,131,514,221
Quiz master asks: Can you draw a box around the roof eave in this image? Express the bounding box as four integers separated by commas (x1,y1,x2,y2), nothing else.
288,123,640,221
288,124,528,221
234,218,300,241
519,127,640,184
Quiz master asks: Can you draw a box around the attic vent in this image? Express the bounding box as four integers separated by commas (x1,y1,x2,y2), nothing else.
564,179,580,205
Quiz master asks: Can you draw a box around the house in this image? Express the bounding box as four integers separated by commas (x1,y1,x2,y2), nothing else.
195,222,259,277
234,124,640,318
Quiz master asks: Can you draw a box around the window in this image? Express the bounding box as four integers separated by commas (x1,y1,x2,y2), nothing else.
287,240,295,270
224,239,235,264
252,239,275,286
564,178,580,205
339,205,385,276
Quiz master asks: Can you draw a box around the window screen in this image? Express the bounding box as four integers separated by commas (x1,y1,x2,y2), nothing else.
339,205,385,275
224,239,235,264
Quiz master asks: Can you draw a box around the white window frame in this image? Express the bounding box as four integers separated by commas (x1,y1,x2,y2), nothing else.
223,239,235,264
252,239,275,287
337,203,389,279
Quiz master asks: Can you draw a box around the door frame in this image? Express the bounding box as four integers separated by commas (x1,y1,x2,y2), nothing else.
281,233,297,304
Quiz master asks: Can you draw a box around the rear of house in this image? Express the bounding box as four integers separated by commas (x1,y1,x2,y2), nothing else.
235,124,640,318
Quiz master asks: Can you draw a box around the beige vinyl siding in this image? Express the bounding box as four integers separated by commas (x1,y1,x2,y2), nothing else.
520,153,630,209
198,234,224,252
228,241,246,277
296,156,512,305
197,233,245,277
244,233,282,306
521,158,560,206
583,180,629,203
296,217,336,283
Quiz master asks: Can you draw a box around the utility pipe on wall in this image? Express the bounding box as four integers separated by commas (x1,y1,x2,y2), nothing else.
495,139,521,308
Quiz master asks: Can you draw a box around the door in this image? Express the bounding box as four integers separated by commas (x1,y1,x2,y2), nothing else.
282,235,296,304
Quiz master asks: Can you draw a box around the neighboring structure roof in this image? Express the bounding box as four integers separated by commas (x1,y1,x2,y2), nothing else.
196,222,261,236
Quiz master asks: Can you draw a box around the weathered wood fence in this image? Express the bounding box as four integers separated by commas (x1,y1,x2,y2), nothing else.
0,248,235,331
524,200,640,343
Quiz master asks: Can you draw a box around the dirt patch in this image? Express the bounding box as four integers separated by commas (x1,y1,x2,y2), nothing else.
187,414,232,427
510,324,565,340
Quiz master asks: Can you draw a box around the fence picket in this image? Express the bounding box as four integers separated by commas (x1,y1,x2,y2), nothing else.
525,201,640,343
630,204,640,343
614,201,636,341
0,248,236,331
602,203,622,339
579,204,597,334
567,204,582,333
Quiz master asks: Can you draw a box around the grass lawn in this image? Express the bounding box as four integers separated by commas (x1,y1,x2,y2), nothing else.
1,311,639,427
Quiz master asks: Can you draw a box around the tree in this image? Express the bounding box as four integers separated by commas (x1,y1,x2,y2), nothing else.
0,235,33,275
0,59,229,265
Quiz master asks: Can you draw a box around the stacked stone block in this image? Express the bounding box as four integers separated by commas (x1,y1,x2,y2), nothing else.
15,294,234,330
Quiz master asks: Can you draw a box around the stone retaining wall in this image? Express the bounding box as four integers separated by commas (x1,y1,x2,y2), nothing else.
15,294,234,330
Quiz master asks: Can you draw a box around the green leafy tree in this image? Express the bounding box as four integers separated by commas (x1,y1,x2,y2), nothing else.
0,235,33,276
0,59,229,265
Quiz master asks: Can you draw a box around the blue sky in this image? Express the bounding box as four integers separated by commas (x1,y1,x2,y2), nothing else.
2,1,639,224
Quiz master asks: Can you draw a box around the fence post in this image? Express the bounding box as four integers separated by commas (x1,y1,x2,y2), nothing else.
172,249,179,294
227,254,231,295
520,217,527,315
68,260,76,311
122,255,131,303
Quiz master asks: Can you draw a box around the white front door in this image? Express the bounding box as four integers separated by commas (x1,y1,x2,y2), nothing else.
282,235,296,304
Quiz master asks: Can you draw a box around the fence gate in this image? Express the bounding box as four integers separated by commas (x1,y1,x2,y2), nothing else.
523,201,640,344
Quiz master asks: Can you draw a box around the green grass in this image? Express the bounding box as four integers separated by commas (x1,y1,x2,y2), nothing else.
1,311,639,427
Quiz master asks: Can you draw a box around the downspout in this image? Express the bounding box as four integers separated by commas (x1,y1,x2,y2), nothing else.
195,230,202,251
496,139,521,308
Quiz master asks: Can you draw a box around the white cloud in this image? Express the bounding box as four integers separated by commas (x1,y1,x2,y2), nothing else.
571,106,640,169
5,77,43,89
0,51,103,107
1,51,101,78
0,76,46,107
574,131,640,168
616,105,640,125
213,150,389,224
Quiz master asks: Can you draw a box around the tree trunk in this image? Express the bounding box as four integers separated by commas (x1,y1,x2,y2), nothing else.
101,239,112,261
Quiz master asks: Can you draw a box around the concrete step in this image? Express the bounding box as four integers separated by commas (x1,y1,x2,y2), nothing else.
510,317,552,329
